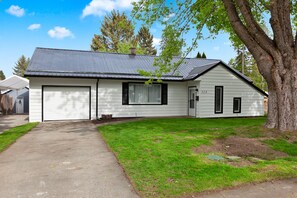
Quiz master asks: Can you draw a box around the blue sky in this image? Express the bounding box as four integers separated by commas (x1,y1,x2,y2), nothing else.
0,0,236,77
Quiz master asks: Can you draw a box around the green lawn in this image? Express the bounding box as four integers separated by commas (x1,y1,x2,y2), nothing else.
99,118,297,197
0,122,39,152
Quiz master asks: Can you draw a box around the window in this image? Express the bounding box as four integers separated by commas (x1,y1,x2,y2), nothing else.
214,86,223,113
189,88,195,109
233,97,241,113
128,83,161,104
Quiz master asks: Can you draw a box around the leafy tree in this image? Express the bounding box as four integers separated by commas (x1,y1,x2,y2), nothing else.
228,46,250,74
0,70,5,80
13,55,30,77
91,10,135,53
117,42,145,55
229,48,267,91
133,0,297,131
137,26,157,55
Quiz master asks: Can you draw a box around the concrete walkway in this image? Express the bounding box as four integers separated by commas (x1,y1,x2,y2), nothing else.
198,178,297,198
0,121,138,198
0,114,28,133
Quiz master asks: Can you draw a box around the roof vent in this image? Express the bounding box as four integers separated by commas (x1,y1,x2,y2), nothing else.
129,47,136,55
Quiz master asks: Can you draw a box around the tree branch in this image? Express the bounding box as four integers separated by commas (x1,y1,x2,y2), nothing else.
222,0,274,82
270,0,294,57
235,0,276,55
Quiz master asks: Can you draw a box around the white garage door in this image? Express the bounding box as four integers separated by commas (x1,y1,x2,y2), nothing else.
43,86,90,121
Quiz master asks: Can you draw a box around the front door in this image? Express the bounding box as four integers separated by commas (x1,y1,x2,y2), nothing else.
188,87,196,117
16,97,24,114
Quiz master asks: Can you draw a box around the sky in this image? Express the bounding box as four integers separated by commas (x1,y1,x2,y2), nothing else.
0,0,236,77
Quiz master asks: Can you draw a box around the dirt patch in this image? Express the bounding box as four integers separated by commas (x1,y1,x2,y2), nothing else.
194,136,288,160
227,159,254,167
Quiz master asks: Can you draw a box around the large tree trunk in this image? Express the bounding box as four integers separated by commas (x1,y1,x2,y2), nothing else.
221,0,297,131
261,59,297,132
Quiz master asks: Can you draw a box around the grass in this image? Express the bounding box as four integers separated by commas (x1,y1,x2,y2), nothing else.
264,139,297,156
98,117,297,197
0,122,39,152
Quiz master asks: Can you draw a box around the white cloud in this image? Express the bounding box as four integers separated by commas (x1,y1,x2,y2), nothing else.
48,26,74,39
153,38,161,47
163,13,175,22
213,46,220,51
6,5,25,17
28,24,41,31
81,0,137,18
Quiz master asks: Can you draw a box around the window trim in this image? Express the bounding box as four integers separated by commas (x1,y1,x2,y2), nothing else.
126,82,164,105
233,97,242,113
214,86,223,114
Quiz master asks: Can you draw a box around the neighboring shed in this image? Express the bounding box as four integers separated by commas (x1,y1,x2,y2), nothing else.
3,87,29,114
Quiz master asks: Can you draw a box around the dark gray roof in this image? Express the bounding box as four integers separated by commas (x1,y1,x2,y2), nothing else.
25,48,268,96
25,47,230,80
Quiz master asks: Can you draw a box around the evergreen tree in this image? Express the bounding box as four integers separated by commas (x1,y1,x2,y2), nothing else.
13,55,30,77
91,10,135,53
137,26,157,55
0,70,5,80
196,52,201,58
201,52,206,58
196,52,206,58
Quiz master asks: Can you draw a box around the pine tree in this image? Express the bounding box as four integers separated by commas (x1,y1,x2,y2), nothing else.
137,26,157,55
13,55,30,77
91,10,135,53
196,52,202,58
196,52,206,58
0,70,5,80
201,52,207,58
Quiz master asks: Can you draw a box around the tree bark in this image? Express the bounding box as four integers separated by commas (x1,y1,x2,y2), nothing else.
261,58,297,131
222,0,297,131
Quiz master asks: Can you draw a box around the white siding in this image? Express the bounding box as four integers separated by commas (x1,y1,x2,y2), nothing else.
98,80,188,117
196,64,264,117
29,78,97,122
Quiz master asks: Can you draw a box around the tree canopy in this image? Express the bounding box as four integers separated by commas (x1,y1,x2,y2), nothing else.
196,52,207,58
229,47,267,91
137,26,157,55
0,70,5,80
13,55,30,77
133,1,297,131
91,10,135,52
91,10,156,55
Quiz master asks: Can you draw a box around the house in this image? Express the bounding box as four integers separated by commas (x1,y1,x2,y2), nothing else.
24,47,267,122
2,87,29,114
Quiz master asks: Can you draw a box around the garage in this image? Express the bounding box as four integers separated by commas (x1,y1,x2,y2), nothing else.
42,86,91,121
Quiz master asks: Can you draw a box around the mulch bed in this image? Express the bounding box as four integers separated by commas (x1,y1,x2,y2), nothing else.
92,117,140,125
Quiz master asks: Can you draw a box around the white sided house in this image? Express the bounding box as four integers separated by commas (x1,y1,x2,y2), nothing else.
25,48,267,122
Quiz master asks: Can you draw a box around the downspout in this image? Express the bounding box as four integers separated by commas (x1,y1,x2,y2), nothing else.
96,79,99,120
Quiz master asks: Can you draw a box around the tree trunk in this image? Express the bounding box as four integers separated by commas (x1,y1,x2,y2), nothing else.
263,59,297,132
265,86,278,129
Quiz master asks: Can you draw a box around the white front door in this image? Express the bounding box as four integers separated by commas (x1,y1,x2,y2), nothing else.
188,87,196,117
43,86,90,121
16,97,24,114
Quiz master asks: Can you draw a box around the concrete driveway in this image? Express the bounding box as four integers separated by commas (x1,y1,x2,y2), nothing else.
0,121,138,198
0,115,28,133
